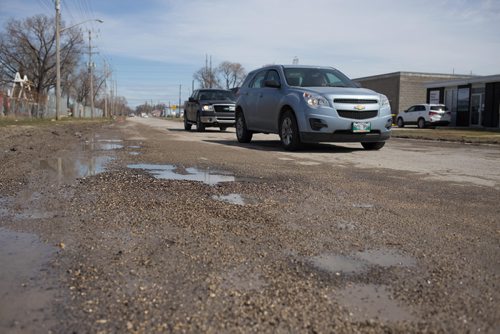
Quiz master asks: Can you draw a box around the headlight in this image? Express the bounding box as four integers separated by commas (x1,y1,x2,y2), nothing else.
303,92,329,108
379,94,390,108
202,105,214,111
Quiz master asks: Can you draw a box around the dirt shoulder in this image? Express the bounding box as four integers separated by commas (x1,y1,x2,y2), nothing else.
1,119,499,333
391,127,500,144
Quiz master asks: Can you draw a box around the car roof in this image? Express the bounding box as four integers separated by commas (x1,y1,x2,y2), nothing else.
198,88,232,92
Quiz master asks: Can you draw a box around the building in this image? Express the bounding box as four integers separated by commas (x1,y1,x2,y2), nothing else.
354,72,473,118
425,75,500,128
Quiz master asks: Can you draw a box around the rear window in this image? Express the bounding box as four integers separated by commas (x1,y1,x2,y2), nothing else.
431,106,448,111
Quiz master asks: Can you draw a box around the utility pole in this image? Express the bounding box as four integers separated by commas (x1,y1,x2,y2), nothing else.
88,30,95,118
179,85,182,115
55,0,61,120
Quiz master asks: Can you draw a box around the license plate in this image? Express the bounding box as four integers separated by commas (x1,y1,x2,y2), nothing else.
352,121,371,133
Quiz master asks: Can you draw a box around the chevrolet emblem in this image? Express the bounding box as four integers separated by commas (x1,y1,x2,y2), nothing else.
353,105,366,111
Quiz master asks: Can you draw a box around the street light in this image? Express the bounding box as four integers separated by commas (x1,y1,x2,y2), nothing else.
55,0,103,119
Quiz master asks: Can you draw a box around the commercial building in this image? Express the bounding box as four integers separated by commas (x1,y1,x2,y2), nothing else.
354,72,473,119
425,75,500,128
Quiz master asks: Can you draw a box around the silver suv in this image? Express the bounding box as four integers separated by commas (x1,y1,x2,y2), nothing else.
235,65,392,150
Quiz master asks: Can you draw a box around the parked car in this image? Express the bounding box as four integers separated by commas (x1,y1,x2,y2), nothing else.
235,65,392,150
184,89,236,132
397,104,451,128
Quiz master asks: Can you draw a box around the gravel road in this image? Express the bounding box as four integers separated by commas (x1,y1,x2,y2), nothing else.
0,118,499,333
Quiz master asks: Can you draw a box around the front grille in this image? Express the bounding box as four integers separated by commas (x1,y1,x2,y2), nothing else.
334,99,378,104
214,105,234,113
337,110,378,120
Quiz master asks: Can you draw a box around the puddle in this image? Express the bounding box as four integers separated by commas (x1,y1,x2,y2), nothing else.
212,193,259,205
352,203,374,208
0,228,57,332
128,145,142,149
127,164,236,185
129,152,141,156
337,284,417,322
220,266,268,292
355,249,416,268
39,156,114,182
99,142,124,150
337,221,356,231
310,249,416,275
310,254,367,275
0,197,9,218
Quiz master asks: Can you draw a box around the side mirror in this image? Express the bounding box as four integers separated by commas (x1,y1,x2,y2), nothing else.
188,97,195,102
264,80,281,88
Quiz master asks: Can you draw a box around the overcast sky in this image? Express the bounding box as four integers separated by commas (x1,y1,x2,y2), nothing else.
1,0,499,107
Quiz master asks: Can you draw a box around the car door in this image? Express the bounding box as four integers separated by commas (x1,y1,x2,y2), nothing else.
243,70,267,130
255,69,283,132
187,90,198,122
404,105,417,123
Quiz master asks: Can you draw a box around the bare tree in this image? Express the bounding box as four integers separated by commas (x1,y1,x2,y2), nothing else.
0,15,83,107
72,65,108,106
193,66,219,89
216,61,246,89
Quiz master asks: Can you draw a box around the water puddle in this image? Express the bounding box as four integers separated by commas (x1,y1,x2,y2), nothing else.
128,145,142,149
39,156,114,183
311,254,367,275
220,266,268,292
337,284,417,322
212,193,258,205
127,164,236,185
0,228,57,332
352,203,374,209
310,249,416,275
129,152,141,156
98,139,124,150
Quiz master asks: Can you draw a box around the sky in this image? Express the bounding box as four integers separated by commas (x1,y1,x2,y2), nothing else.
1,0,499,108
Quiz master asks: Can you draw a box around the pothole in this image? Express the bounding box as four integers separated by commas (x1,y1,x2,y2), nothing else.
39,156,114,182
336,284,418,322
309,249,416,275
212,193,258,205
127,164,236,185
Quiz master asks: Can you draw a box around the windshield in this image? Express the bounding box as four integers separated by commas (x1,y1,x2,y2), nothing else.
284,68,356,88
198,90,235,101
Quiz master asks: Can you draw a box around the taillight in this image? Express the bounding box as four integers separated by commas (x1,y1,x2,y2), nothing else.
429,111,439,116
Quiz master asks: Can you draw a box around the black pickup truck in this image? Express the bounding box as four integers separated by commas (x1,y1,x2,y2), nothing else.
183,89,236,132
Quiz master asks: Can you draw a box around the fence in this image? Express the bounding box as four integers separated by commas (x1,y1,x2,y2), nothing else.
0,90,102,119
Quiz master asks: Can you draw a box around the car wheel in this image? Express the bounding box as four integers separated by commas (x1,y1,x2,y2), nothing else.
235,112,253,143
361,142,385,150
184,114,192,131
417,118,426,129
219,127,227,132
196,113,205,132
279,110,301,151
397,117,404,128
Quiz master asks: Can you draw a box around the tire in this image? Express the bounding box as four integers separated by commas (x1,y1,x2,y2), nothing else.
184,114,192,131
417,118,426,129
196,113,205,132
235,112,253,143
397,117,404,128
219,127,227,132
279,110,301,151
361,142,385,150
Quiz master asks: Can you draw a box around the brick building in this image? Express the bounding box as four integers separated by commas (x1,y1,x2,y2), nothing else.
353,72,473,118
425,75,500,128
